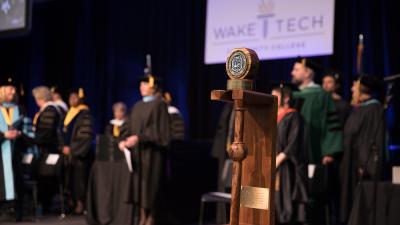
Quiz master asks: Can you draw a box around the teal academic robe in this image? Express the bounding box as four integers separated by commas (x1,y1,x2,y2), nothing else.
0,103,23,201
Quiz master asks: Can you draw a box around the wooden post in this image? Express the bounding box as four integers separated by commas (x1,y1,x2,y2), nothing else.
229,99,246,225
211,48,277,225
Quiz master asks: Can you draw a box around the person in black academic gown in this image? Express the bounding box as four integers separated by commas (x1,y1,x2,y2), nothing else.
340,75,386,224
86,102,133,225
272,84,308,225
31,86,62,213
32,86,62,154
62,88,94,214
211,103,233,224
119,75,170,225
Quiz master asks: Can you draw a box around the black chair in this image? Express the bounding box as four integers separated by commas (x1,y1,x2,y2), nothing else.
199,159,232,225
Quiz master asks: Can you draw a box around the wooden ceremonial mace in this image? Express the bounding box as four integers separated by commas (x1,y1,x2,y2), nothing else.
224,49,258,225
212,48,277,225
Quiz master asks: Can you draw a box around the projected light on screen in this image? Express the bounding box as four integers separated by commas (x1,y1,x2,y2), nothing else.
0,0,31,37
204,0,335,64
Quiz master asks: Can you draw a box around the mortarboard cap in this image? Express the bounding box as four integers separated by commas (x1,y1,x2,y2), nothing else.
0,75,25,97
69,87,86,99
269,81,298,106
50,86,63,95
296,57,324,74
358,74,384,93
0,75,18,87
138,75,163,88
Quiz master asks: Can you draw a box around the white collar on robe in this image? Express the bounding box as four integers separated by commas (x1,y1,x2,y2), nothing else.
40,101,61,115
110,119,125,126
143,95,156,102
300,81,320,90
168,105,181,115
54,100,69,112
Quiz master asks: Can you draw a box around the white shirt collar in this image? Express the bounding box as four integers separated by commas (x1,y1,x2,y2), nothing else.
54,100,69,112
110,119,125,126
300,81,320,90
41,101,56,111
168,106,181,115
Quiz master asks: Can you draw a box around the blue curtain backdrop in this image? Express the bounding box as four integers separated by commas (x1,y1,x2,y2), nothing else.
0,0,399,142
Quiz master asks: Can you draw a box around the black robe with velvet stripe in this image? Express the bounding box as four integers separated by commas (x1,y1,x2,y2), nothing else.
128,98,170,217
340,100,386,223
63,109,94,201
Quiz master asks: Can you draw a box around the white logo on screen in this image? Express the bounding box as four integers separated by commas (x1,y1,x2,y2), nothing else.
205,0,335,64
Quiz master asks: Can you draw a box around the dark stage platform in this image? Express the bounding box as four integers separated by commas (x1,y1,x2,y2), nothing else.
1,216,86,225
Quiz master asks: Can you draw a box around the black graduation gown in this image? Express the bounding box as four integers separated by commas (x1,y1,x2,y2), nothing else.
129,98,170,216
211,103,233,223
104,121,130,161
339,100,386,223
211,103,233,191
169,111,185,141
26,104,63,210
64,109,94,201
334,99,351,129
34,105,61,155
275,112,308,224
86,120,133,225
29,104,65,178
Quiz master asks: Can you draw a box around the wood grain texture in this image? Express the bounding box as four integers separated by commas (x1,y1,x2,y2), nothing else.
211,89,278,225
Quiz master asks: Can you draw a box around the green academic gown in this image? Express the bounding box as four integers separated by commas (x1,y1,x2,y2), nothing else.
293,85,343,164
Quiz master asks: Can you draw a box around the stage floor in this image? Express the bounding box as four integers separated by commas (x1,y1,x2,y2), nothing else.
1,215,86,225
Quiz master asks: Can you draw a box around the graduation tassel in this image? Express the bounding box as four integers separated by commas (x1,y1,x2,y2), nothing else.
164,92,172,103
78,88,85,99
148,75,155,87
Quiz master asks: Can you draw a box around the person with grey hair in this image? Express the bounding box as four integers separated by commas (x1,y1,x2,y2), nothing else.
87,101,132,224
32,86,53,104
31,86,63,215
